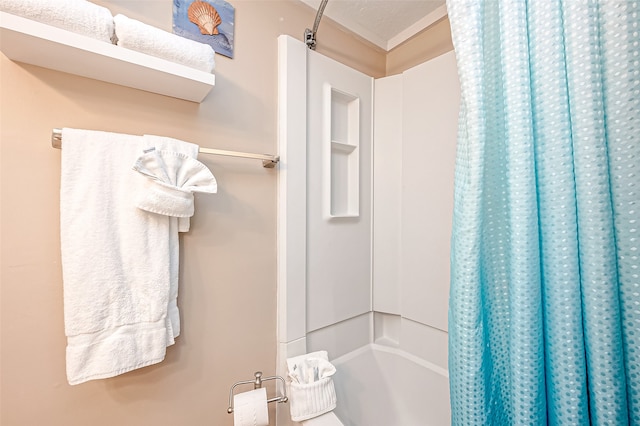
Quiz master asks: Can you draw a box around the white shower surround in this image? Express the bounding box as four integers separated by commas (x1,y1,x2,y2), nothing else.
277,35,459,425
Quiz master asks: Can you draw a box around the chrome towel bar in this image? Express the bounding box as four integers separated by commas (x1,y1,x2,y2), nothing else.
51,128,280,168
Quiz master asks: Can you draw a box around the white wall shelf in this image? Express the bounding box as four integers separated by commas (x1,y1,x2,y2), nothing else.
0,12,215,103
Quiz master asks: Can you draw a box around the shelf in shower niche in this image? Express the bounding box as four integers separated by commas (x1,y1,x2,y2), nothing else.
326,85,361,219
0,12,215,103
329,140,360,219
331,141,357,153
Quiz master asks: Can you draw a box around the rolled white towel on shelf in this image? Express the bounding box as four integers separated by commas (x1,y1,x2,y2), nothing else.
113,14,215,73
0,0,114,43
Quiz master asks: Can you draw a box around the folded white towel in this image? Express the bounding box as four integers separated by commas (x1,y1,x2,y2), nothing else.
133,148,217,218
114,14,215,73
60,128,171,384
140,135,200,232
0,0,114,43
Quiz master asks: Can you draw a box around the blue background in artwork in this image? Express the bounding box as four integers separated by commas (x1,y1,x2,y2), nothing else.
173,0,235,58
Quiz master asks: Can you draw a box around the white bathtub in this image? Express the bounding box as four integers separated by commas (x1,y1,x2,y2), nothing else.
330,344,451,426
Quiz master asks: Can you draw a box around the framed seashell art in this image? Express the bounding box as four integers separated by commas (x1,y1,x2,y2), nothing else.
173,0,235,59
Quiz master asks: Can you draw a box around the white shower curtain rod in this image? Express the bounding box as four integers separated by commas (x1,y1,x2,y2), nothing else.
51,128,280,168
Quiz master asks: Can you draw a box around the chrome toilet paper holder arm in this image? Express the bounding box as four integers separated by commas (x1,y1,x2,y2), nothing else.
227,371,289,414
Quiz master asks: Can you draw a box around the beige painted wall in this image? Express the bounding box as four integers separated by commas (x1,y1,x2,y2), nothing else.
0,2,384,425
386,17,454,76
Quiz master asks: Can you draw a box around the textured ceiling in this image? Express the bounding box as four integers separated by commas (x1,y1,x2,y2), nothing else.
299,0,447,51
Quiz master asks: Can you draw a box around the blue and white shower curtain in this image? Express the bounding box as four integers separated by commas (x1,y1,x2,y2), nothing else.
446,1,639,424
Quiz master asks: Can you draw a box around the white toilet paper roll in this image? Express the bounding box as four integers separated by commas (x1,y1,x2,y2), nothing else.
233,387,269,426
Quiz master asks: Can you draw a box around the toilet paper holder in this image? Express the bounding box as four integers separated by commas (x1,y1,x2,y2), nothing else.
227,371,288,414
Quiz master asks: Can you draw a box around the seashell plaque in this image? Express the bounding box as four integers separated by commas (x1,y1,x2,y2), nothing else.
188,1,222,35
173,0,235,58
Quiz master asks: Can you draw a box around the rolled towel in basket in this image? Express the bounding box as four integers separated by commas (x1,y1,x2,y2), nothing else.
114,14,215,73
0,0,114,43
287,351,337,422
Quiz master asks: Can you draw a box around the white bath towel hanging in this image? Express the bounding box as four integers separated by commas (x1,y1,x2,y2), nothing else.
59,128,216,385
60,128,172,385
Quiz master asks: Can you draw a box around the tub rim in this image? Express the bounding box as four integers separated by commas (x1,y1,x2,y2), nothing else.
330,342,449,378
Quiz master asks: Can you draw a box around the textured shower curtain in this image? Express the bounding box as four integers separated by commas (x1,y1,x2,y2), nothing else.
446,0,639,424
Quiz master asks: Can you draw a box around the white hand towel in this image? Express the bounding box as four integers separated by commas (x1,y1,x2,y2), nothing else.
60,128,172,385
139,134,209,344
0,0,114,43
113,14,215,73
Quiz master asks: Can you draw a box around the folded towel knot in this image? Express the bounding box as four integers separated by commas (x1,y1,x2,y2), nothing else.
133,148,217,217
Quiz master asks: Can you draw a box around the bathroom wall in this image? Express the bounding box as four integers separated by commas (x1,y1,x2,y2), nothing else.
373,51,460,370
290,13,456,366
291,25,457,375
0,2,385,425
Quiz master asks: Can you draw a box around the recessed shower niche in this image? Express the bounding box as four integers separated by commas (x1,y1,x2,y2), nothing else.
324,85,360,219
